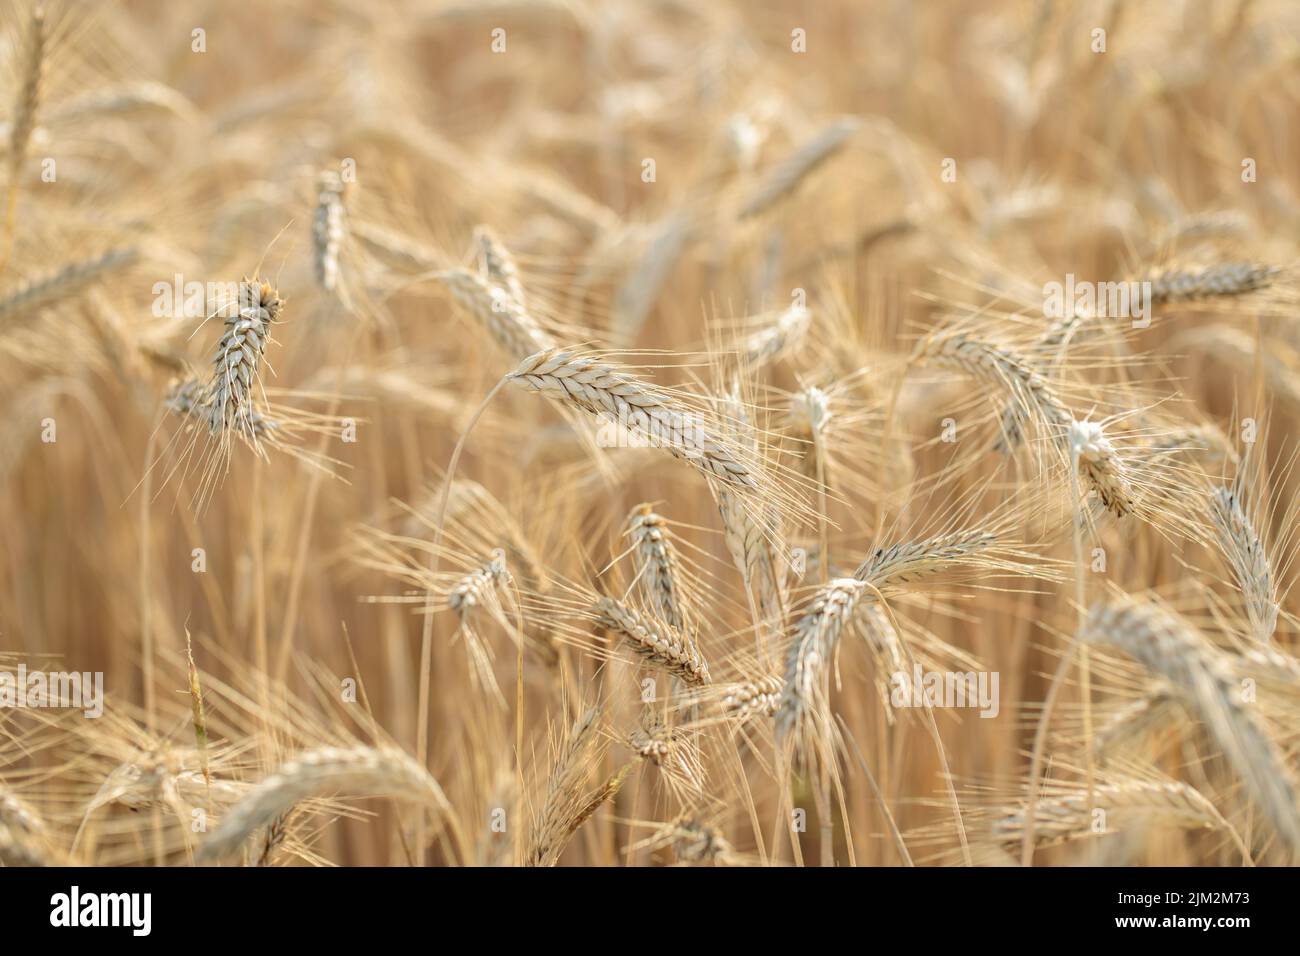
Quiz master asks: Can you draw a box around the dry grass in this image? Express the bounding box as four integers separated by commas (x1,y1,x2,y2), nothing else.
2,0,1299,868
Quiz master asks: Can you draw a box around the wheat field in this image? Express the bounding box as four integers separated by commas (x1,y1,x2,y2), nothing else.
1,0,1299,868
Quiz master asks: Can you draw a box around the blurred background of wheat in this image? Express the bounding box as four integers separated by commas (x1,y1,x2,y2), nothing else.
2,0,1299,867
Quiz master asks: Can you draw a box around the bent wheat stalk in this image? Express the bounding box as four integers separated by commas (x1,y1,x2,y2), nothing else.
0,247,139,323
197,746,451,862
436,267,555,360
992,779,1250,862
1081,598,1300,852
506,348,757,489
594,596,710,685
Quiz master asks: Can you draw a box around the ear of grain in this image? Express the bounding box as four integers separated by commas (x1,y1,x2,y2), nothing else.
0,248,139,322
526,706,628,867
716,387,786,621
663,816,739,865
473,224,527,310
1069,420,1136,519
594,596,710,685
741,302,811,369
1081,598,1300,851
507,348,758,490
436,267,555,360
312,169,347,291
206,278,282,440
719,673,784,721
627,505,685,629
919,331,1136,516
196,746,451,862
854,529,998,590
1209,485,1277,642
738,117,860,219
776,577,869,759
7,4,45,176
447,548,510,615
1143,262,1280,302
918,330,1071,440
185,631,212,792
612,210,695,345
991,780,1229,849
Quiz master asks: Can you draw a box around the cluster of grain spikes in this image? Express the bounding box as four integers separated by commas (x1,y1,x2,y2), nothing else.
12,0,1300,874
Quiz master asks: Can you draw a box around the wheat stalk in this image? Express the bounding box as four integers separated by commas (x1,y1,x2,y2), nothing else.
473,224,527,309
526,706,628,866
594,596,711,685
0,247,139,322
197,746,451,862
991,780,1233,849
312,169,347,291
1209,485,1277,642
738,117,860,219
205,278,282,440
627,504,685,629
506,347,758,489
1143,262,1280,302
1081,598,1300,851
776,577,869,757
436,267,555,360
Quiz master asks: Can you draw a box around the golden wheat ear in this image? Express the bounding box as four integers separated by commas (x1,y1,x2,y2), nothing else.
1081,596,1300,853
